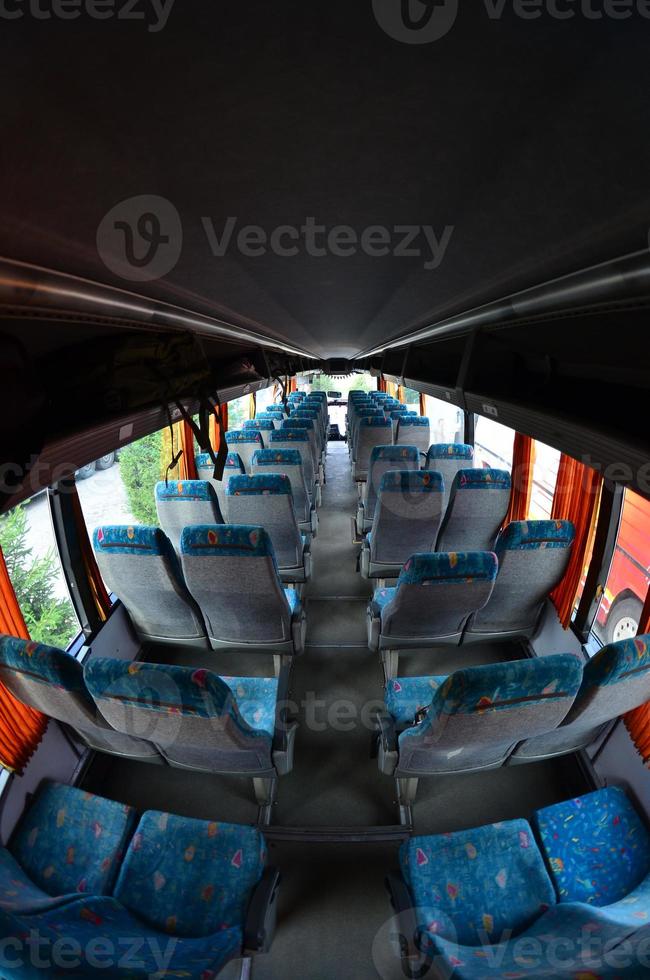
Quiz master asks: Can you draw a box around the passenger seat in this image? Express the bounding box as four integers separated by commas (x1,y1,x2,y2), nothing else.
367,551,498,677
352,418,393,482
154,479,223,553
394,416,430,458
464,519,575,642
226,474,311,583
180,524,306,657
195,450,245,519
424,443,474,512
225,429,265,473
509,634,650,763
356,445,420,534
0,635,162,761
435,468,511,552
93,526,209,647
252,448,318,536
360,471,444,580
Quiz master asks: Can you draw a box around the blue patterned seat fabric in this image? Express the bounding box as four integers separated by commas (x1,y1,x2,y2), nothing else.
0,635,87,693
154,480,217,502
496,519,576,551
370,446,419,464
379,470,443,492
269,429,309,443
225,430,264,444
397,416,429,427
534,787,650,907
93,524,173,557
227,474,292,496
196,450,245,473
284,587,301,614
401,820,555,947
114,811,266,938
579,634,650,692
427,443,474,461
455,468,511,491
0,782,136,914
181,523,275,558
84,659,276,742
243,419,275,430
252,449,302,467
385,675,446,724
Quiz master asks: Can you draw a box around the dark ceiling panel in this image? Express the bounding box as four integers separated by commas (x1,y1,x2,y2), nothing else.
1,1,649,357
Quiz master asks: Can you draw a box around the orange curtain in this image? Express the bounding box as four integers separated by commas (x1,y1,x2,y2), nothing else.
623,589,650,764
70,485,111,621
386,381,399,400
504,433,536,526
397,385,406,404
0,548,48,773
161,421,198,480
549,454,603,628
419,392,426,417
289,377,297,394
248,393,257,420
209,404,228,451
377,377,387,393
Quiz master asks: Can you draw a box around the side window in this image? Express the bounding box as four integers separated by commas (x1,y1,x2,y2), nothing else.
592,490,650,646
76,431,162,535
226,394,250,430
400,386,421,409
256,386,277,413
473,416,515,471
0,494,80,648
423,395,464,444
529,441,561,520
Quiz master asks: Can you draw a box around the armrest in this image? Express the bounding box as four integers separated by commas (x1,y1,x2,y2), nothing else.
376,708,399,775
385,872,422,966
243,867,282,954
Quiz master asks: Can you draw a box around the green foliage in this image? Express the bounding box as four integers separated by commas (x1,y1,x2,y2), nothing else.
118,431,162,524
227,396,249,431
0,505,78,648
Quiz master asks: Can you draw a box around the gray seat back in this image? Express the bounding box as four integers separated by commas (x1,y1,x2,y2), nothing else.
379,551,498,644
180,524,293,645
242,420,275,447
511,634,650,762
252,449,311,524
93,525,207,644
0,635,159,759
425,444,475,512
370,471,445,566
436,468,512,552
84,658,274,774
227,474,302,570
395,654,583,775
155,480,223,553
466,520,575,639
353,418,393,480
395,417,430,456
195,451,245,518
363,445,420,524
281,419,319,478
269,429,315,496
225,430,264,473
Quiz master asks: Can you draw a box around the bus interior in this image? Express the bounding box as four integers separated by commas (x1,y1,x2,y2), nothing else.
1,4,650,978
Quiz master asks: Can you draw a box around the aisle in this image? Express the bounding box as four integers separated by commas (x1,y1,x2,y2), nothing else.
274,442,396,827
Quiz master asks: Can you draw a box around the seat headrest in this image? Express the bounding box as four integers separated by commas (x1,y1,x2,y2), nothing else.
370,445,419,464
389,409,410,419
93,525,173,557
252,449,302,467
398,416,429,426
583,634,650,690
227,474,292,496
269,429,309,442
397,551,498,586
497,520,575,551
379,470,444,493
427,443,474,460
453,468,511,491
0,635,86,693
282,418,315,430
181,524,274,558
243,420,274,430
433,654,583,716
359,418,391,428
195,451,244,471
84,658,241,721
155,480,218,502
225,430,264,444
